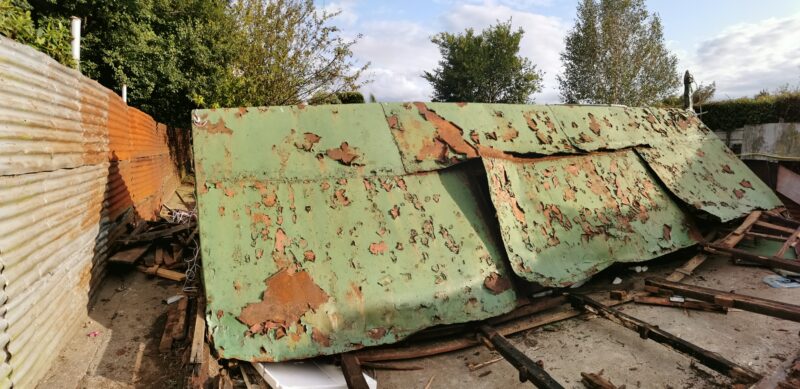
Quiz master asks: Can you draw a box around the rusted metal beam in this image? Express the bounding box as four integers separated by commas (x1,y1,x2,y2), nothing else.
478,325,564,388
340,353,369,389
632,295,728,313
704,244,800,273
645,277,800,323
568,294,762,384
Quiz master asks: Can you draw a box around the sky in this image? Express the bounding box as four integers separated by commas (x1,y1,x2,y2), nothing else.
315,0,800,103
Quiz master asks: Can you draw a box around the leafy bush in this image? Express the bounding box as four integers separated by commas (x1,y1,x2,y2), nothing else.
700,92,800,131
0,0,73,67
336,91,365,104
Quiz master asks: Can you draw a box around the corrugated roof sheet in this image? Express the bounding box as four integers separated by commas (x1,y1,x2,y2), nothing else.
483,151,698,286
193,101,781,361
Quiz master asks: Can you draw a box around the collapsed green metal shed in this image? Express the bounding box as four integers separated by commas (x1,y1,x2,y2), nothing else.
192,102,781,362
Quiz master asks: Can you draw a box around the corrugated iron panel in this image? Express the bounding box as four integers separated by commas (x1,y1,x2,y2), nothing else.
197,164,518,361
483,151,698,286
193,105,405,182
635,110,782,222
382,102,573,173
0,36,181,387
0,38,109,175
547,105,665,152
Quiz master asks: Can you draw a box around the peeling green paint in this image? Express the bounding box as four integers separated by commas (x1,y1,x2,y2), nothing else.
634,111,782,222
192,102,780,362
483,151,698,287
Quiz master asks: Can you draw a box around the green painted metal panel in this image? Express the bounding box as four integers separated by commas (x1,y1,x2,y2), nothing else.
193,104,405,181
635,110,782,222
198,169,517,361
382,102,573,173
547,105,669,151
483,150,699,286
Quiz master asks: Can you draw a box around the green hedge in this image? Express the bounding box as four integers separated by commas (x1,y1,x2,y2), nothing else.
700,93,800,131
0,0,74,67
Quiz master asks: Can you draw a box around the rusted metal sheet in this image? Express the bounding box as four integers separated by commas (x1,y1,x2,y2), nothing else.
635,111,782,222
776,165,800,205
547,105,664,152
483,150,698,286
0,36,181,388
193,104,405,181
382,102,573,173
194,153,518,360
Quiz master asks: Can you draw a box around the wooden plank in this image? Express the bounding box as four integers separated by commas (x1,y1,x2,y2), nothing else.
120,223,193,244
164,246,178,267
480,325,564,388
137,265,187,282
109,244,151,264
340,353,370,389
172,297,189,340
646,277,800,323
755,220,795,235
705,244,800,273
633,295,728,313
569,294,762,384
190,300,207,364
580,372,618,389
155,246,164,266
718,211,761,247
776,226,800,257
666,253,707,282
160,302,178,352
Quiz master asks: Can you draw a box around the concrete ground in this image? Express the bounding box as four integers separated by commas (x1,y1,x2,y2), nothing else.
374,255,800,388
37,270,187,389
37,249,800,388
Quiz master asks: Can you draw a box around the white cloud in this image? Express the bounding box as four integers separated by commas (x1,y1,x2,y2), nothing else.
683,15,800,100
338,1,567,102
440,2,566,102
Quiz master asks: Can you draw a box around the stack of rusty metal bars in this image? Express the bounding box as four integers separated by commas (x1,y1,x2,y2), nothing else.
0,36,182,388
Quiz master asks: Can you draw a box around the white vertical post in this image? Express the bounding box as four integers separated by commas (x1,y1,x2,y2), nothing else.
70,17,81,71
122,84,127,103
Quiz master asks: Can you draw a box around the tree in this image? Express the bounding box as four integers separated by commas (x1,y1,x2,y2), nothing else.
221,0,368,108
28,0,237,128
0,0,73,67
423,20,543,104
558,0,679,106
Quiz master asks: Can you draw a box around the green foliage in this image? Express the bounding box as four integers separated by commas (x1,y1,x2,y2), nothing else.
559,0,679,105
701,91,800,131
28,0,238,128
659,82,716,108
423,20,543,104
308,92,342,105
221,0,368,108
336,91,365,104
368,93,377,103
0,0,73,67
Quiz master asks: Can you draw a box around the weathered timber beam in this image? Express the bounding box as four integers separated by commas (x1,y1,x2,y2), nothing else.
479,325,564,389
705,244,800,273
645,277,800,323
632,296,728,313
568,294,761,384
341,353,369,389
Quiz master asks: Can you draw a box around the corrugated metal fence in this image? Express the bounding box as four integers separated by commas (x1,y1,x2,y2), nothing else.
0,36,181,388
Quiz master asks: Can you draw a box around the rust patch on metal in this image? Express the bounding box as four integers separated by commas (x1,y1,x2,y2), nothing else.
312,328,332,347
326,142,360,165
367,328,387,340
483,272,511,295
304,250,316,262
389,205,400,219
588,113,602,135
295,132,322,151
369,241,388,255
207,118,233,135
721,165,733,174
414,102,478,159
663,224,672,240
734,189,745,199
740,180,753,189
238,269,330,329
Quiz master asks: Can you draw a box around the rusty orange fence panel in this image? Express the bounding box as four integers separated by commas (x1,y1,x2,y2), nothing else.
0,36,184,388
